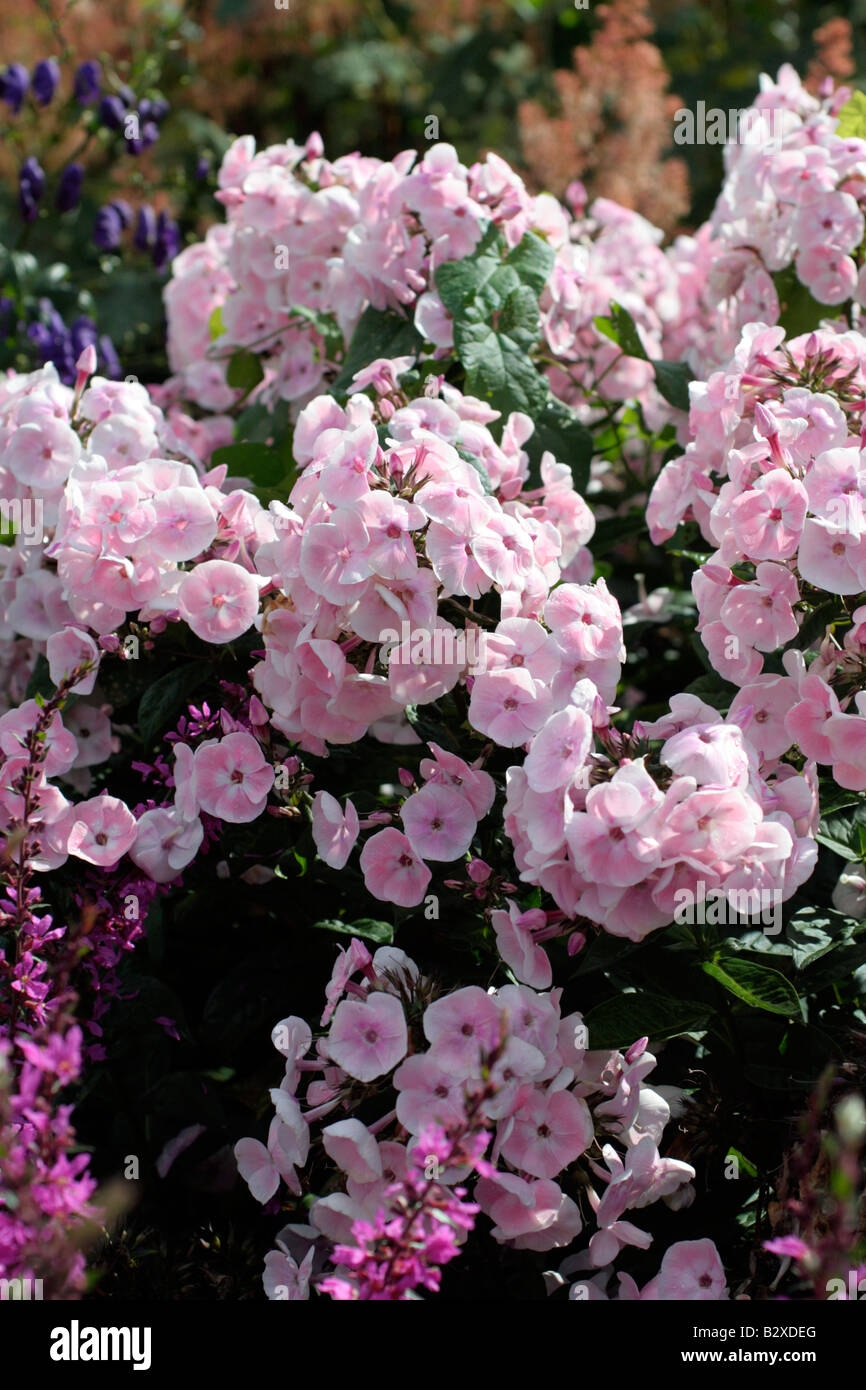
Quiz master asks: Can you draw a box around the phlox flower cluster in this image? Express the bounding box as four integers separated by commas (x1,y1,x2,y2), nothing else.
650,321,866,792
0,352,269,719
235,938,725,1300
665,66,866,378
163,135,689,424
505,690,818,943
251,374,596,756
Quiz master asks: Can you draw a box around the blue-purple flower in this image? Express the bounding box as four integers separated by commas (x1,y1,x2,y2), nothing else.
134,205,157,251
1,64,29,114
73,60,101,105
19,157,45,222
98,94,126,130
32,59,60,106
153,211,182,271
93,204,125,251
55,163,85,213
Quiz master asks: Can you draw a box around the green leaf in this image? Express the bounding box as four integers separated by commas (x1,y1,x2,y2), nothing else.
772,266,835,338
436,227,553,320
226,349,264,393
208,305,224,341
25,653,55,702
434,223,507,318
651,359,692,412
497,283,540,349
593,303,691,409
456,447,493,494
312,917,394,944
702,955,801,1015
210,441,287,489
594,302,648,360
332,305,423,394
836,90,866,141
455,296,548,415
589,512,647,556
814,833,861,862
233,402,274,443
502,231,555,297
138,662,210,747
288,304,344,359
816,805,866,862
669,549,713,566
525,394,594,492
683,673,736,711
726,1146,758,1179
584,991,711,1049
783,906,846,972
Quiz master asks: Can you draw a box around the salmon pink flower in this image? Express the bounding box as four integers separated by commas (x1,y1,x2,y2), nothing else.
491,902,552,989
421,986,501,1072
46,627,100,695
128,807,204,883
720,561,800,651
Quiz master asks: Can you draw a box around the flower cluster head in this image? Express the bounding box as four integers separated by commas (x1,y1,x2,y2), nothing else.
2,57,170,233
252,372,595,757
650,319,866,792
506,686,818,942
164,134,687,422
0,352,282,895
0,1025,98,1297
21,369,269,639
235,938,724,1300
665,66,866,378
